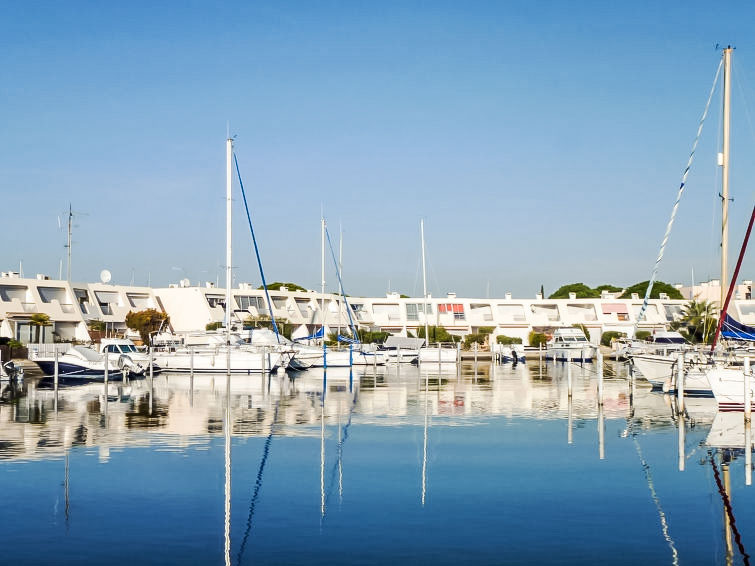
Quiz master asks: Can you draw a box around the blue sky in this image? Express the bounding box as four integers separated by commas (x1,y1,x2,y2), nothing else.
2,1,755,299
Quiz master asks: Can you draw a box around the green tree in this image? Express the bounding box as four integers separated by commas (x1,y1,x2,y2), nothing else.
126,309,170,345
594,284,623,294
30,313,51,344
619,281,683,300
258,282,308,292
548,283,600,299
673,299,718,343
600,331,626,347
497,335,523,345
416,325,461,344
528,331,548,347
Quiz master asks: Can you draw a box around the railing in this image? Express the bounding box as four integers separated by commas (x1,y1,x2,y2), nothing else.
27,343,71,359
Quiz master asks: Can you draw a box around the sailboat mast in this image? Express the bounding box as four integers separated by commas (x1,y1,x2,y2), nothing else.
720,46,733,315
321,216,326,342
420,220,429,345
66,204,72,282
225,137,233,341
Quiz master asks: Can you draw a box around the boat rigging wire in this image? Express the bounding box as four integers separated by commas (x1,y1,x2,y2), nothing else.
635,58,723,333
709,452,751,565
324,226,359,342
236,402,280,566
233,153,280,343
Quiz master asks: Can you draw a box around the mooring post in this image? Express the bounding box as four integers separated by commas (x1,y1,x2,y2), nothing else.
103,350,109,415
54,348,59,413
745,356,751,421
677,352,685,414
678,413,686,472
598,403,605,460
261,349,266,376
597,349,604,406
746,419,752,487
567,352,573,398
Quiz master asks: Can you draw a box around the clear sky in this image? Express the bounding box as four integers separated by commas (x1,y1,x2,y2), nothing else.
3,1,755,299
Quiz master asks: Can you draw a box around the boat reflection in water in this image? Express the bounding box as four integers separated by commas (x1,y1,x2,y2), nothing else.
1,358,754,565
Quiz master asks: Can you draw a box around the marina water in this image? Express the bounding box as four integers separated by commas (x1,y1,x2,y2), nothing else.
1,361,753,565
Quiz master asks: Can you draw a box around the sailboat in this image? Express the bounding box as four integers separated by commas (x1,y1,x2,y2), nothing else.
416,220,458,365
151,138,285,374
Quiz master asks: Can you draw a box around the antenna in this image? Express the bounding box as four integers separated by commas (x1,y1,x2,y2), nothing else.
62,203,88,282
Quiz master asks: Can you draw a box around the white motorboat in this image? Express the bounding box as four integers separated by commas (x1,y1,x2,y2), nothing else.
545,327,596,362
418,345,458,364
98,338,161,374
29,344,140,379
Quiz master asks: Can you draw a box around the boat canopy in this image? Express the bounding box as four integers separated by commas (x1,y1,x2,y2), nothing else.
721,313,755,341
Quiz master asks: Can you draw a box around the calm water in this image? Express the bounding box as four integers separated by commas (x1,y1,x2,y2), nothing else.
1,360,752,565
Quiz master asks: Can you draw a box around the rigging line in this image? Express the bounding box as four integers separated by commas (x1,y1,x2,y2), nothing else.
635,58,723,333
733,60,755,152
324,226,358,342
324,393,358,505
631,434,680,566
709,453,751,565
233,154,280,343
236,402,280,566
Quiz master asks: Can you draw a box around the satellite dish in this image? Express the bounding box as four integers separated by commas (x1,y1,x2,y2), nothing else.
180,278,191,288
100,269,112,284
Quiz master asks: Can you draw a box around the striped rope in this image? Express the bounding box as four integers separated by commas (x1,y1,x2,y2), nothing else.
634,58,723,334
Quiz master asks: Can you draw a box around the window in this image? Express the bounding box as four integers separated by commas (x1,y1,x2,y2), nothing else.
295,298,311,316
470,303,493,321
271,296,288,310
531,304,560,321
0,285,28,302
566,304,597,321
373,303,401,321
206,294,226,309
235,295,265,311
38,286,67,304
497,304,526,322
406,303,433,321
663,304,683,322
127,293,151,309
95,291,119,315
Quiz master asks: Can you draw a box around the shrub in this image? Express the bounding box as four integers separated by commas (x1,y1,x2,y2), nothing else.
87,319,106,331
635,330,651,341
528,331,548,347
206,321,223,331
477,326,495,335
126,309,170,345
497,335,523,345
417,325,461,344
600,331,626,347
463,333,488,349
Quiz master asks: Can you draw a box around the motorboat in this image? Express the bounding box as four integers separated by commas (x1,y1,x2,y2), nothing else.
545,327,596,362
97,338,161,374
29,344,141,379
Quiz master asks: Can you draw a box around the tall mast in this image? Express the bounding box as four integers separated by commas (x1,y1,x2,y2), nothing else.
66,204,72,282
420,219,429,345
321,216,326,342
225,137,233,341
720,46,733,315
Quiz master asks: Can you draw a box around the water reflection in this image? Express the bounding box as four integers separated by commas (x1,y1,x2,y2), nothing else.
3,359,755,565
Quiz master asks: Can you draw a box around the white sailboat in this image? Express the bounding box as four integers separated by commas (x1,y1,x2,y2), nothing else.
417,220,458,365
152,137,283,374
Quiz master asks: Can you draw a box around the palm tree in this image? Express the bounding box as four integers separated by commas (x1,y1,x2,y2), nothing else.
675,299,718,344
29,313,52,344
